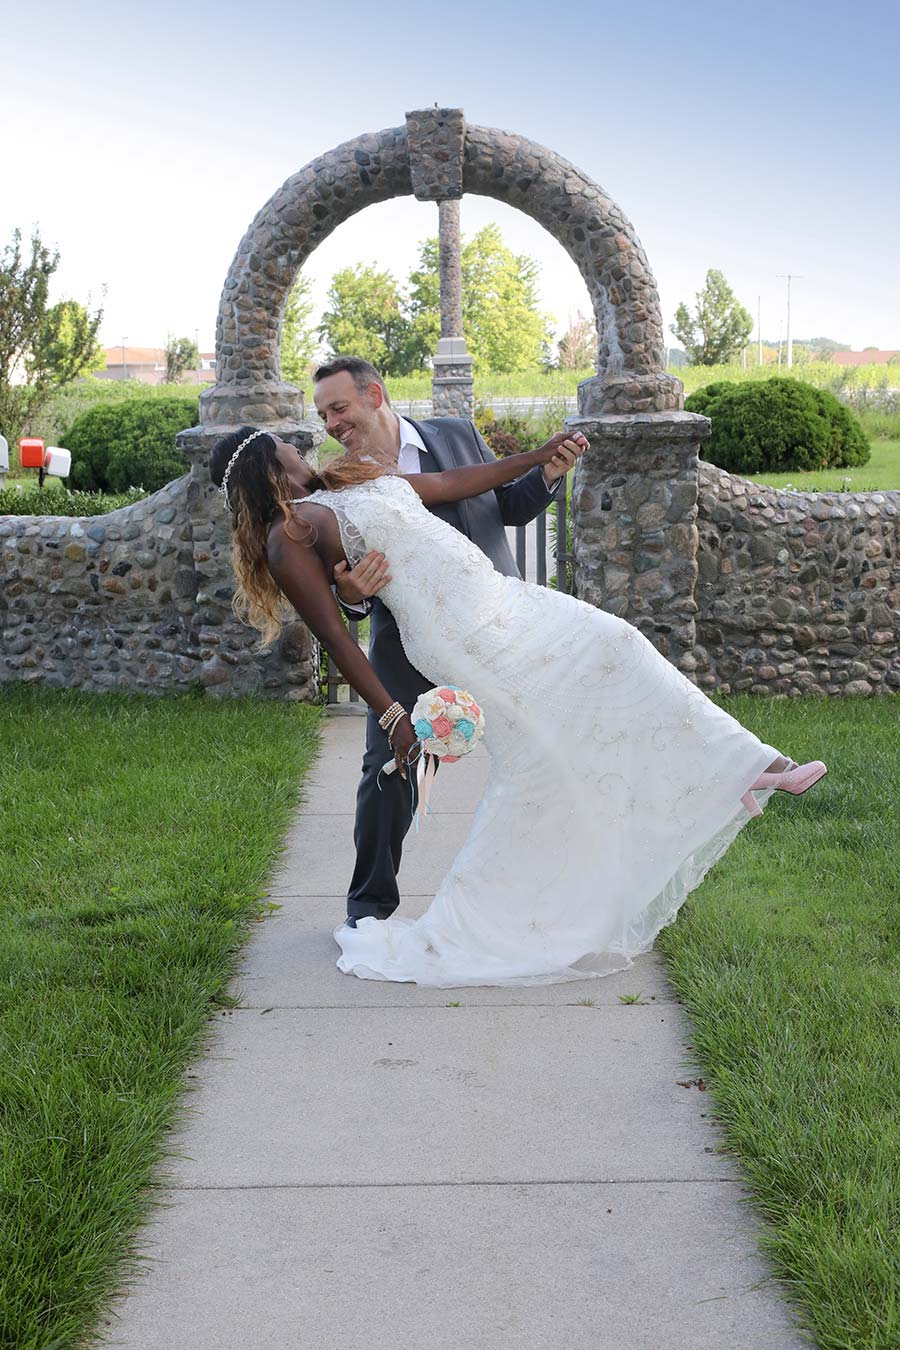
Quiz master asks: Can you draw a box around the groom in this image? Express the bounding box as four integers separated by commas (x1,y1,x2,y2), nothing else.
312,355,586,927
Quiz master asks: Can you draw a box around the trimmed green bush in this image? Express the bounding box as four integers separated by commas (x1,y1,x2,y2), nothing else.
65,397,198,492
685,377,870,475
474,403,541,457
0,483,147,517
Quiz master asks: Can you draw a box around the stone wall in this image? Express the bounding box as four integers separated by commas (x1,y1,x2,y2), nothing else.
694,464,900,695
570,410,900,696
1,425,323,699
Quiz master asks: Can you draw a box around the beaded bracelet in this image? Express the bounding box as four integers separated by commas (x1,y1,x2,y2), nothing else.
384,709,408,744
387,716,409,748
378,701,405,732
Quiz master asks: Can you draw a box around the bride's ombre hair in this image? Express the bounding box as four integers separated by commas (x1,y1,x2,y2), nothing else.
208,426,389,647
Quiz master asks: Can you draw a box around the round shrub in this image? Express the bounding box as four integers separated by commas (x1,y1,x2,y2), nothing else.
685,377,870,475
65,396,198,492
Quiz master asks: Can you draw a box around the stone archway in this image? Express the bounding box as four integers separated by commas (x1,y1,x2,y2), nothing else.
200,107,682,430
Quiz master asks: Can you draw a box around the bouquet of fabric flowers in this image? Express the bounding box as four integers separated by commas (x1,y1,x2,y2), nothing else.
412,686,484,764
411,686,484,819
382,686,484,822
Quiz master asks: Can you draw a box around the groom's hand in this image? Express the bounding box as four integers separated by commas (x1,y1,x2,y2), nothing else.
334,551,392,604
541,431,589,487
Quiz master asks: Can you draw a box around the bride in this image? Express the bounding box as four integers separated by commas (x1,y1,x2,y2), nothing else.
209,425,826,988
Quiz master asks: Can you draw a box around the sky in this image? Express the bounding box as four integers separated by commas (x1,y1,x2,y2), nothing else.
3,0,898,359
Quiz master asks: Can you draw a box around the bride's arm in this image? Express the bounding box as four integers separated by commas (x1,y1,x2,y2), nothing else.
402,432,588,507
266,523,417,766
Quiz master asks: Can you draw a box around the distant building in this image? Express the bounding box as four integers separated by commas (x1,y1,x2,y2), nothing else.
832,349,900,367
98,347,216,384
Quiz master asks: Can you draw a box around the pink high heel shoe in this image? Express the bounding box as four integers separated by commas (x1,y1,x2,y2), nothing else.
741,760,827,818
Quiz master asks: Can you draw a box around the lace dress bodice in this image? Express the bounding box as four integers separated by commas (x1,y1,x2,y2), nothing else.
298,475,508,678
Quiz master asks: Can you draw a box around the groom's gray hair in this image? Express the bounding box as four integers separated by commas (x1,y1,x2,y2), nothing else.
313,355,391,405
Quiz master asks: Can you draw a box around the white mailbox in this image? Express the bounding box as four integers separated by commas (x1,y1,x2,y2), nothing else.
0,434,8,486
45,446,72,478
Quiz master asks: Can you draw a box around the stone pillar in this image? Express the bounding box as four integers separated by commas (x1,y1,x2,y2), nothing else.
439,198,463,339
174,417,324,699
568,410,710,676
432,197,474,418
404,107,475,419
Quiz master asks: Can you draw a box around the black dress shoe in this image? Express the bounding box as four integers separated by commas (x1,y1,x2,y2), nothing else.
343,916,358,929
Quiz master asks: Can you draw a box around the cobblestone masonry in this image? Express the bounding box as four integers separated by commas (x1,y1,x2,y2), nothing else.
0,426,323,698
570,414,900,694
570,414,704,672
694,462,900,695
201,108,680,427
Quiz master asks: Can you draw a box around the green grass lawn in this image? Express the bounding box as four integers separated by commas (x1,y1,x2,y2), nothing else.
2,687,899,1348
656,693,900,1350
0,686,322,1350
748,438,900,493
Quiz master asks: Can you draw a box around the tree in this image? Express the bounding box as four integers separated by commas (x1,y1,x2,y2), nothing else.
164,334,200,384
0,227,104,443
41,299,105,375
281,271,318,385
409,224,553,374
318,264,413,377
556,312,597,371
670,269,753,366
807,336,848,360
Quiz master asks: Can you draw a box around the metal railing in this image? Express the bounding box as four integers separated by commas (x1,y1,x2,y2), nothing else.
324,498,573,705
390,395,579,419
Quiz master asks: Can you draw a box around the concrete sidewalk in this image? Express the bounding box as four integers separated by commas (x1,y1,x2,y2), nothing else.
103,715,810,1349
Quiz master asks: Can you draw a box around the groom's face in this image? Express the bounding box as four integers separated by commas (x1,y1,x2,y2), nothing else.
314,371,385,456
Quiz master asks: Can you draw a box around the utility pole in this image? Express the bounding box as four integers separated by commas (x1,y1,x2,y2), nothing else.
777,274,803,368
757,296,762,366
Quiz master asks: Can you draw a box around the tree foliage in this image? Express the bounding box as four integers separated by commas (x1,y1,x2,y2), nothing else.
556,311,597,371
410,224,553,373
164,335,200,384
685,377,870,474
317,225,554,377
671,269,753,367
281,271,318,385
318,264,412,377
0,228,104,443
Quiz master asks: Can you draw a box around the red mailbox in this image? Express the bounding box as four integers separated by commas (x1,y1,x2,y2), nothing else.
19,438,44,468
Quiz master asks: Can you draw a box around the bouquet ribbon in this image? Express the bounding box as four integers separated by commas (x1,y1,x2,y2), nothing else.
416,751,439,821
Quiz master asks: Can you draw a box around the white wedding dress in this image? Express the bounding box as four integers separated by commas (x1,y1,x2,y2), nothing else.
303,475,780,988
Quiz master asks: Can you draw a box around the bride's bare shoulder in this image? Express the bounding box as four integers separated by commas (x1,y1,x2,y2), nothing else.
266,499,339,561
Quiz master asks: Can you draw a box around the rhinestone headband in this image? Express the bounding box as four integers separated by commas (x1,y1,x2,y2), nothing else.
220,429,267,508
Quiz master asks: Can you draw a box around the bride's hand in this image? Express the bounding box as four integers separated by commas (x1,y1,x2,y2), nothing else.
390,715,419,780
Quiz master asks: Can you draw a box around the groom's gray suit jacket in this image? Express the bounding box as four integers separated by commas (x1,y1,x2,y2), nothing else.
349,415,558,702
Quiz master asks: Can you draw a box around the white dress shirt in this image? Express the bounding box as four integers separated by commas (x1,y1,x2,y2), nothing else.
395,415,428,474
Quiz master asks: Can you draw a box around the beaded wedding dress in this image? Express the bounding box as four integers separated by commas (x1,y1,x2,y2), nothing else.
303,475,780,988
